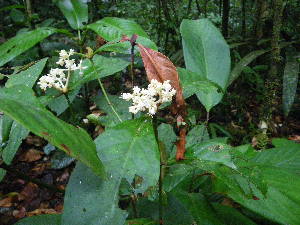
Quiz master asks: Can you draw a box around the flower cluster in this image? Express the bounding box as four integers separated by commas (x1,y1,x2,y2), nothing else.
38,49,87,92
121,79,176,116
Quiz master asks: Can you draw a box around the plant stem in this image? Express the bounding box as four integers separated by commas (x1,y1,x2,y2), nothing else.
153,116,163,224
97,78,122,122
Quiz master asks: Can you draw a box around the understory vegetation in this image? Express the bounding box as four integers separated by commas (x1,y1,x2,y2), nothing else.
0,0,299,225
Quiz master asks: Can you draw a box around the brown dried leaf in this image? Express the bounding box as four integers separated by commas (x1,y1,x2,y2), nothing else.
137,43,187,160
13,207,26,219
27,208,58,217
19,183,39,202
0,196,15,207
19,149,43,162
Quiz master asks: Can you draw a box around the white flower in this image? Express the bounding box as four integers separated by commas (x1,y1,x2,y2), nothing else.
38,49,87,92
120,79,176,116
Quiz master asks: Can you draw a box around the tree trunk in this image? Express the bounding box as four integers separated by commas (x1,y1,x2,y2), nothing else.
222,0,230,38
254,0,268,39
263,0,284,121
241,0,246,38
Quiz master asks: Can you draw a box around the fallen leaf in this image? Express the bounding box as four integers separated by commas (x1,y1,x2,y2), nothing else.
19,183,39,202
19,149,43,162
13,207,26,219
0,196,15,207
27,208,57,217
25,135,44,147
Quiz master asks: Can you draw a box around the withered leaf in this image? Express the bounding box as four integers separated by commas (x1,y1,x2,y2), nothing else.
137,43,187,160
19,149,43,162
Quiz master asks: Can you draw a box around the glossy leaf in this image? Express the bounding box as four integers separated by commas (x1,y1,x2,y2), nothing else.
62,162,127,225
180,19,230,111
0,27,56,66
5,58,48,88
0,86,105,178
229,49,269,85
55,0,88,30
282,50,299,117
15,214,61,225
88,17,157,50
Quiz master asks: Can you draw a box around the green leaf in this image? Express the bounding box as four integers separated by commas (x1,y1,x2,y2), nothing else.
186,124,210,148
180,19,230,111
178,68,223,110
157,123,177,154
2,121,29,164
189,139,236,169
216,139,300,225
10,8,25,23
94,93,131,127
0,27,56,67
62,162,127,225
171,191,224,225
51,151,75,169
282,50,299,117
5,58,48,88
163,164,194,192
88,17,157,50
95,117,160,192
70,55,129,90
229,49,270,85
125,218,155,225
0,86,105,178
14,214,61,225
0,169,6,183
212,204,257,225
0,114,13,145
55,0,88,30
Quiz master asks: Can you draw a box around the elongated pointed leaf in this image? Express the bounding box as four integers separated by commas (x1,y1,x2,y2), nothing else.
0,27,56,67
0,86,105,178
55,0,88,30
229,49,270,85
214,139,300,225
5,58,48,88
2,121,29,164
180,19,230,111
62,162,127,225
283,51,299,117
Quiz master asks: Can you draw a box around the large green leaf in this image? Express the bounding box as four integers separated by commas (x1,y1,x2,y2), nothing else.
55,0,88,30
180,19,230,111
5,58,48,88
228,49,270,85
70,55,130,90
0,27,56,67
0,86,105,178
0,114,13,145
215,139,300,225
62,162,127,225
88,17,157,50
15,214,61,225
282,50,299,117
95,117,160,192
63,118,159,225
